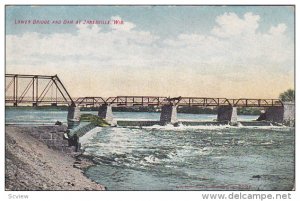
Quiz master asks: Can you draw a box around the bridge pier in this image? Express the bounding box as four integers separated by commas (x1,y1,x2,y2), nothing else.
67,105,81,129
98,104,115,125
160,105,178,125
263,102,295,126
217,105,238,125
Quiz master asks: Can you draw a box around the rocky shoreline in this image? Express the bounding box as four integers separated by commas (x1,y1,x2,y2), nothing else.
5,125,105,191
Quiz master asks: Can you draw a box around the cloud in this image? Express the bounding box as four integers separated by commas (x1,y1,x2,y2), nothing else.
212,12,260,37
162,12,292,69
6,13,294,98
269,23,287,35
76,23,101,35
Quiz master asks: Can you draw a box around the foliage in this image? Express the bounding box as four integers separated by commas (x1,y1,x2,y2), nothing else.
113,106,157,112
237,107,261,115
178,106,217,114
279,89,295,102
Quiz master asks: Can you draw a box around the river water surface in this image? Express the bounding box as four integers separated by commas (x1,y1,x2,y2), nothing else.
6,108,295,190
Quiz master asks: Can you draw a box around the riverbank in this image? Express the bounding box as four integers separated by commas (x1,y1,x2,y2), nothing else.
5,125,105,191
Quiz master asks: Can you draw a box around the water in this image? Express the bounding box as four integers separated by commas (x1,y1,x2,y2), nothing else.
5,108,257,124
82,126,294,190
5,108,295,190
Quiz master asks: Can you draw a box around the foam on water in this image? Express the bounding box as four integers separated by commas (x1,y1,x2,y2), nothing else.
81,124,294,190
260,140,274,145
144,155,161,164
130,123,291,132
79,127,103,145
140,123,231,131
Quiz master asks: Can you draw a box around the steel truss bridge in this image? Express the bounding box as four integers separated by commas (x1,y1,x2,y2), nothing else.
5,74,74,106
75,96,283,107
5,74,283,108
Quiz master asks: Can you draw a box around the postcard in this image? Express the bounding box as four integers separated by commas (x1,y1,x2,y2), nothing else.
5,5,295,194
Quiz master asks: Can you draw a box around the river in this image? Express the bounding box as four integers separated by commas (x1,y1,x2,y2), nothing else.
5,108,295,190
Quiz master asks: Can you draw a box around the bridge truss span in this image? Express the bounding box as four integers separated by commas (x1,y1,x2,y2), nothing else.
75,97,107,107
73,96,283,108
228,99,283,107
75,96,169,107
5,74,74,106
108,96,168,106
177,97,231,107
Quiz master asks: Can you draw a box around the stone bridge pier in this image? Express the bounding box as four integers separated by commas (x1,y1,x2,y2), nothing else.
263,102,295,126
67,105,81,129
160,105,178,125
217,105,238,125
98,104,115,125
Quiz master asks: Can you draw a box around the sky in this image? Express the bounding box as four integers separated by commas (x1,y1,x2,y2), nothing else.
5,5,295,98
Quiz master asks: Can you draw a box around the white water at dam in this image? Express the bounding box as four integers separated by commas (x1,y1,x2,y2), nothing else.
81,124,294,190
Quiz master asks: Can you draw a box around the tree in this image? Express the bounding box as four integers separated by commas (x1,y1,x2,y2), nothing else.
279,89,295,102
